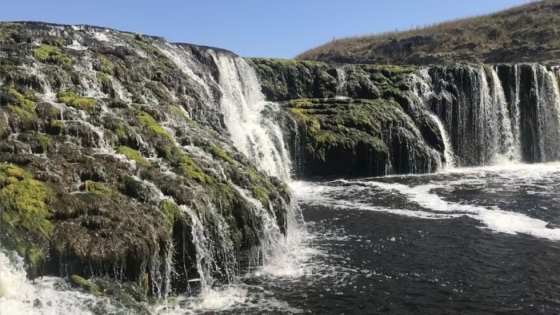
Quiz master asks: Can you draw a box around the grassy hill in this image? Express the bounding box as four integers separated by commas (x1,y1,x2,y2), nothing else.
296,0,560,65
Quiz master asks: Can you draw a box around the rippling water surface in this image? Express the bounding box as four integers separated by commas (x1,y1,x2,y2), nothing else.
180,163,560,315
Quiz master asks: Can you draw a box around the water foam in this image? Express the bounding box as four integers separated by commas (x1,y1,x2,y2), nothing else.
0,251,114,315
293,163,560,241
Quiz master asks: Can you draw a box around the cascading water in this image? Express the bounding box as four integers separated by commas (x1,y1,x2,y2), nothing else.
335,66,348,99
490,67,519,162
409,68,455,170
207,51,307,277
209,51,292,180
423,64,560,167
535,65,560,162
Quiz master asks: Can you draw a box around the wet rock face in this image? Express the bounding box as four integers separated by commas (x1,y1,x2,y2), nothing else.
0,22,290,295
250,59,445,178
276,98,442,179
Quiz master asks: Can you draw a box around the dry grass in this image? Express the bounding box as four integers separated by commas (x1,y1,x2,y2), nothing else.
296,0,560,65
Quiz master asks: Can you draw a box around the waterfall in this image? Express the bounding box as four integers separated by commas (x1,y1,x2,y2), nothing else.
489,67,518,162
428,113,455,169
139,42,303,298
410,68,455,170
335,66,348,99
424,64,560,167
209,51,292,180
537,65,560,162
208,52,305,273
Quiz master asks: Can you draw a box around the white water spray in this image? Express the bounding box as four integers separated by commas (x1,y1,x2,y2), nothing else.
0,250,112,315
490,67,519,162
210,51,291,180
410,68,455,170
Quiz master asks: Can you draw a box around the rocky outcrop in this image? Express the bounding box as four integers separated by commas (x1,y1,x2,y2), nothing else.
0,22,290,299
249,58,446,178
251,58,560,177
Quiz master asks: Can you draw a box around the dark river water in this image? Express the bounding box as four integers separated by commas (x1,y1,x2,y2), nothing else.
168,163,560,315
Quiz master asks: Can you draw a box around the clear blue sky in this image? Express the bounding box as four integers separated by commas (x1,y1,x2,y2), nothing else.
1,0,533,58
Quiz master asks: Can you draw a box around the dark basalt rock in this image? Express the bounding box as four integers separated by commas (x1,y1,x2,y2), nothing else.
275,98,442,179
250,59,445,178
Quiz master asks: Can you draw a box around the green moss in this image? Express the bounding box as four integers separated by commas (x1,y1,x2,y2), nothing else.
96,72,114,96
104,118,128,143
36,133,52,153
251,186,269,206
57,90,97,113
6,87,37,125
167,105,189,121
130,36,176,69
32,45,73,67
285,98,400,163
0,23,23,43
247,168,264,182
159,200,182,223
205,146,235,165
0,164,52,274
41,37,64,47
47,119,65,135
289,108,321,134
162,145,213,184
83,180,112,196
9,87,36,111
117,146,151,166
122,176,145,200
97,54,114,74
9,105,36,123
145,81,169,101
136,111,173,141
70,275,102,296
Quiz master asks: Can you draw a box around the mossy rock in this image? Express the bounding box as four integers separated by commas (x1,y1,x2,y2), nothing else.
57,90,97,113
0,163,52,278
117,146,151,166
161,145,213,184
251,185,269,207
32,45,73,67
205,145,235,165
16,132,53,154
135,110,173,141
45,119,64,135
82,180,112,196
159,199,182,223
95,54,115,74
70,275,102,296
283,97,439,178
96,72,115,97
121,176,148,201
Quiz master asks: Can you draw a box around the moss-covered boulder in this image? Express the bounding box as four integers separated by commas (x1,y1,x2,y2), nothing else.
279,98,442,178
247,58,445,178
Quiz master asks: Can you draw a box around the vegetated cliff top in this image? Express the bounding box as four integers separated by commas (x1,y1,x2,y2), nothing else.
296,0,560,65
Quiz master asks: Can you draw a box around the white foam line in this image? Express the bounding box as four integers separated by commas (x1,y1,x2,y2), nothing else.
292,171,560,241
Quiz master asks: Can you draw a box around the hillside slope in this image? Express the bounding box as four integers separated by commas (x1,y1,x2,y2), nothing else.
296,0,560,65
